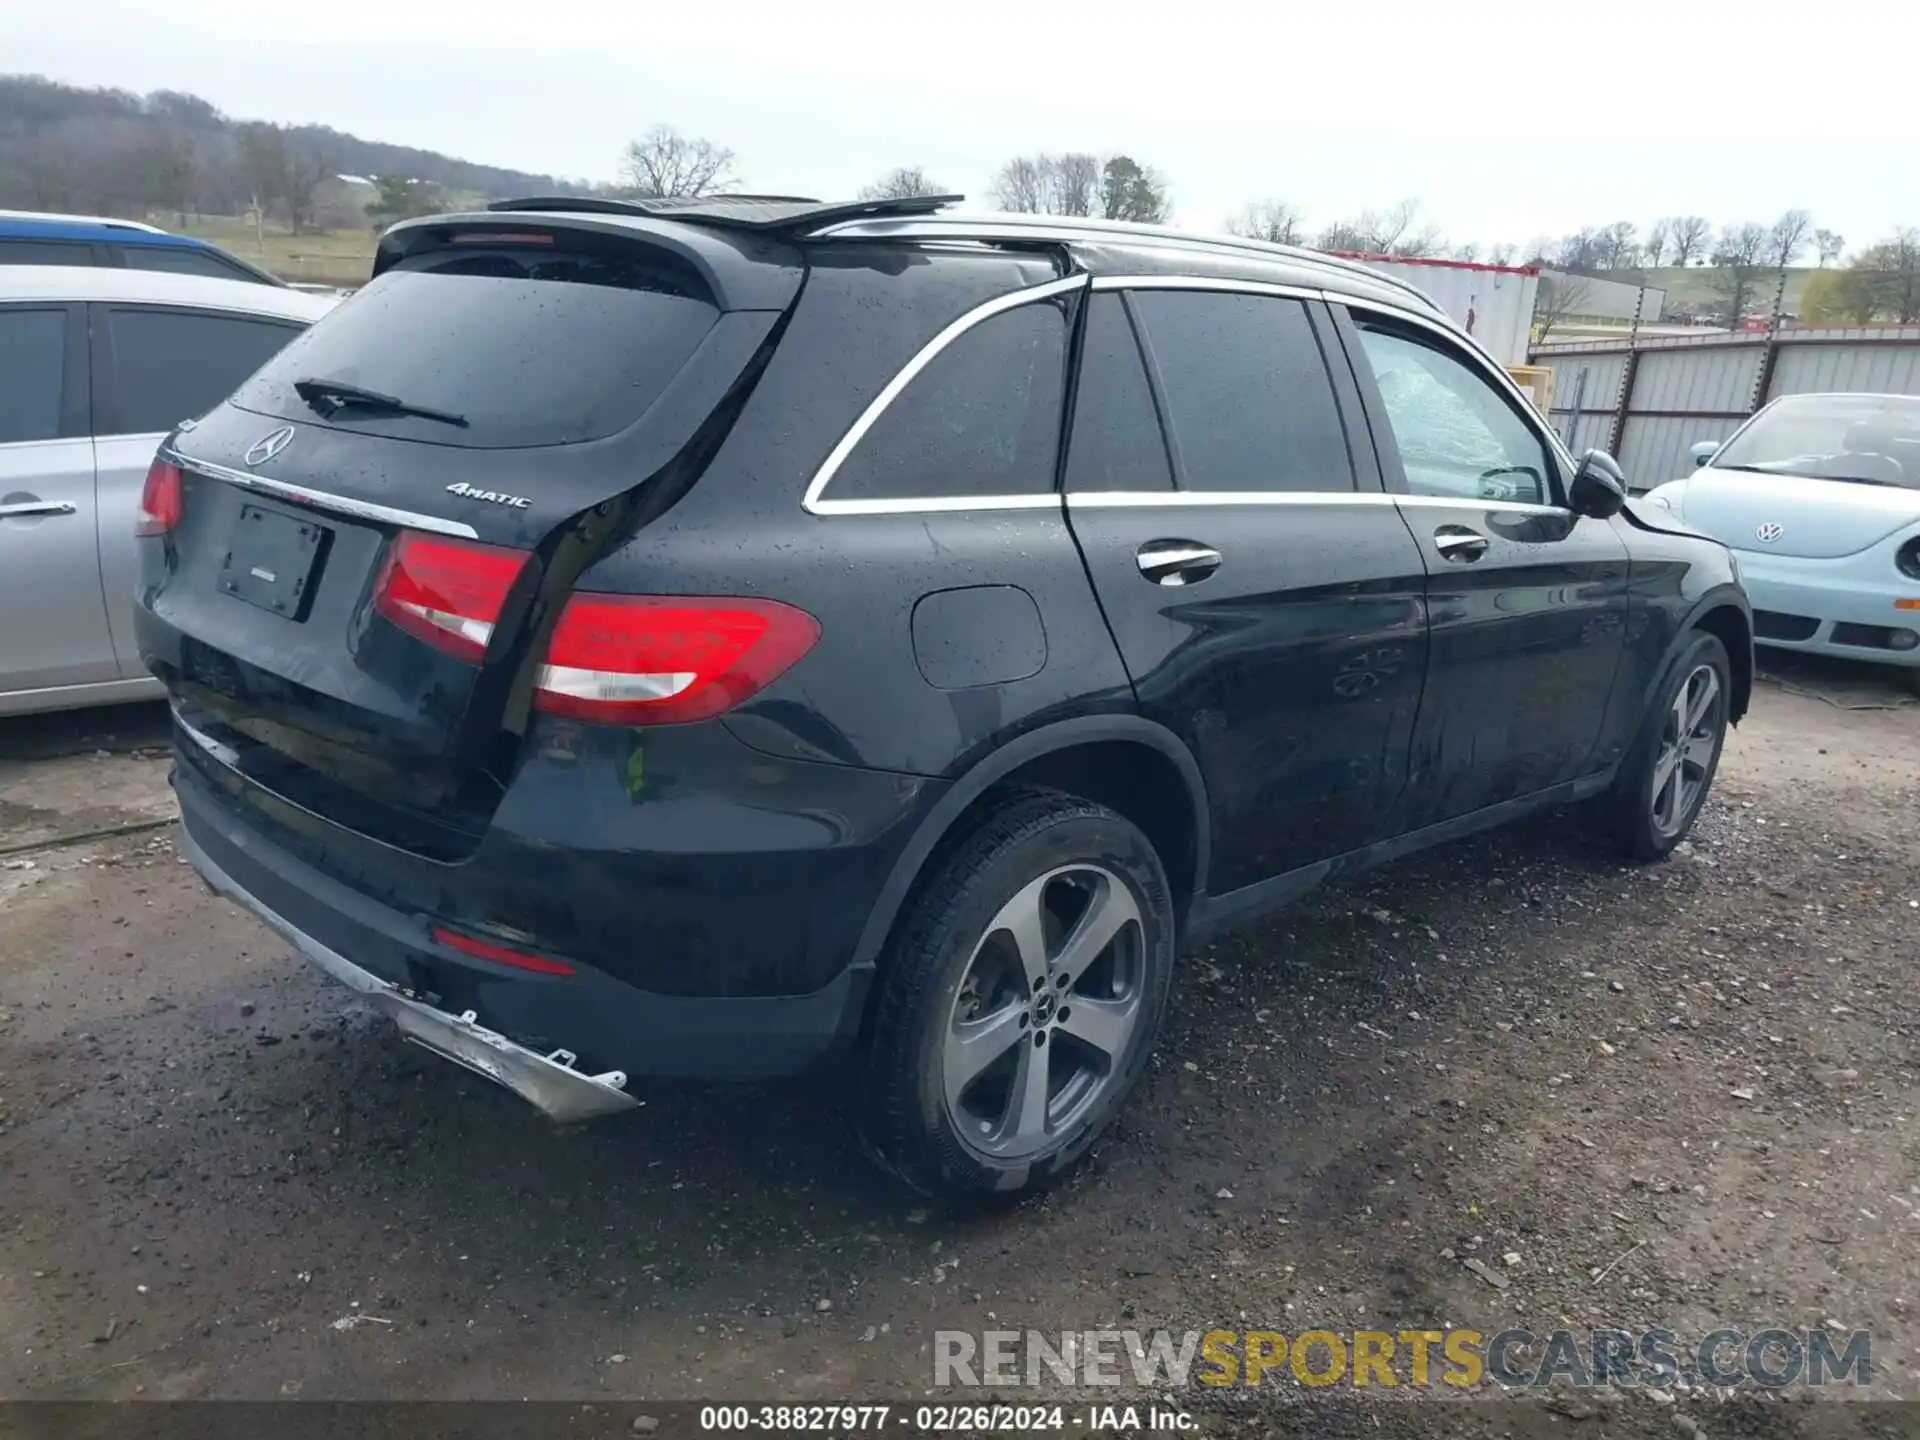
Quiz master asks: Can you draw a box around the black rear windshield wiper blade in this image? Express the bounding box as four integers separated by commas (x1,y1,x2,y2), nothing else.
292,377,469,428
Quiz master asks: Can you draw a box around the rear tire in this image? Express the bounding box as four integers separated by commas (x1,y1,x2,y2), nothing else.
861,790,1175,1203
1601,631,1732,862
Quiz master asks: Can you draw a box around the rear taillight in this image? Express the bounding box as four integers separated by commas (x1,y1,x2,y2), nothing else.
372,532,528,663
371,530,819,724
535,594,820,725
431,925,574,976
136,458,183,537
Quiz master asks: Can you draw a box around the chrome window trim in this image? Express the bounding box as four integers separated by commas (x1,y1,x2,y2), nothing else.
1089,273,1322,303
1332,291,1583,482
1067,489,1566,518
1068,489,1394,509
801,274,1088,517
167,449,481,539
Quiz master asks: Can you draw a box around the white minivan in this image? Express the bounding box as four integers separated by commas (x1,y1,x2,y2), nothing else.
0,267,332,714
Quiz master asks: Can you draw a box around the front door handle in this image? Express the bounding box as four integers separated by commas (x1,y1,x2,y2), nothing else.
0,499,78,518
1136,539,1222,586
1433,525,1489,563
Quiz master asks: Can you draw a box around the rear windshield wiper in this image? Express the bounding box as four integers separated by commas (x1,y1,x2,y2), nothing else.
292,377,469,429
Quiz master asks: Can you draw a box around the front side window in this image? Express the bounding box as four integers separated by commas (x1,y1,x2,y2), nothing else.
827,300,1068,502
1354,324,1553,504
0,308,66,444
107,308,304,435
1127,290,1355,494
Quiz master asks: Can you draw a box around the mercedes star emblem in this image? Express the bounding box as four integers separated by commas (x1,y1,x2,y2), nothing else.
244,426,296,467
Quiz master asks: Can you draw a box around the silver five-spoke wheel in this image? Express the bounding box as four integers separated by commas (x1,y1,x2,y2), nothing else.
942,864,1144,1160
1651,663,1721,836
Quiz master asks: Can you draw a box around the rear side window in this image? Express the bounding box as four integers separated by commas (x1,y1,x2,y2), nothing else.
1129,290,1355,493
1065,294,1173,493
826,301,1068,502
105,307,304,435
0,308,67,443
0,238,96,267
229,251,721,450
121,244,257,283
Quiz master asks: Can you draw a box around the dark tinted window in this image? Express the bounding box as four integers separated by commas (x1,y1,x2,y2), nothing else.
829,301,1067,501
0,238,95,266
1355,325,1551,504
1129,291,1354,493
107,308,303,435
121,244,258,282
1065,294,1172,493
230,258,720,450
0,308,66,443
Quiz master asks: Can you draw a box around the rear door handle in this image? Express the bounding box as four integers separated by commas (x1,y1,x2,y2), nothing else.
1433,525,1489,562
0,499,77,518
1135,540,1222,586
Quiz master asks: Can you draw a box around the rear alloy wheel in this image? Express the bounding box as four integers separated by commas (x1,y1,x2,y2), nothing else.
1604,631,1732,861
863,791,1174,1202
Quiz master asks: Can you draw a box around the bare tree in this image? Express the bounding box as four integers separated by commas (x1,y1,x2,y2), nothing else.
1099,155,1169,223
1643,218,1671,268
1487,242,1519,266
1708,221,1772,325
1814,228,1846,267
1854,228,1920,322
1453,241,1481,263
992,155,1044,213
1052,153,1101,217
620,125,735,198
858,166,946,201
1597,221,1641,269
1316,199,1443,257
1766,208,1814,268
990,152,1110,217
1534,271,1594,343
1666,215,1712,267
1227,198,1305,244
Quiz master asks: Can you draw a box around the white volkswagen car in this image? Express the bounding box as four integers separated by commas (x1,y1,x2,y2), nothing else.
1,267,333,715
1643,392,1920,692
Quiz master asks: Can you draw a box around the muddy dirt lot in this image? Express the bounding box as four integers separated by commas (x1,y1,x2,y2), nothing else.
2,659,1916,1436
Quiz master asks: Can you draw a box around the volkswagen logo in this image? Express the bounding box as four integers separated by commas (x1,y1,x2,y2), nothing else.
244,426,296,467
1755,521,1785,544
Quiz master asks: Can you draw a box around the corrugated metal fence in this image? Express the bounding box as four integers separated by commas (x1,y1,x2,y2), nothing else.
1533,327,1920,490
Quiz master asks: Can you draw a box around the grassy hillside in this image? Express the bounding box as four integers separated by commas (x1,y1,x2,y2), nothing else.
1639,264,1821,314
178,216,375,287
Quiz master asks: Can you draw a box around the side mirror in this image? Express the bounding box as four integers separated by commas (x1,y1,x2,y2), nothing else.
1570,449,1627,519
1689,440,1720,469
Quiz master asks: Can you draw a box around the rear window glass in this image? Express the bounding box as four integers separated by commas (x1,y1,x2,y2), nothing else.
825,301,1067,502
0,238,96,266
122,244,259,283
1065,294,1172,493
228,252,720,450
0,308,66,442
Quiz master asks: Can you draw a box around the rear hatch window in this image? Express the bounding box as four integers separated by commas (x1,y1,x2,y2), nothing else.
227,239,720,449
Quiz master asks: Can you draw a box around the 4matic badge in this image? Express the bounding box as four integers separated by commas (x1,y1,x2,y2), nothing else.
446,482,532,509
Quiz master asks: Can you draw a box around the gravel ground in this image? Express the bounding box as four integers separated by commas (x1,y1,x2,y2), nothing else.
1,658,1916,1438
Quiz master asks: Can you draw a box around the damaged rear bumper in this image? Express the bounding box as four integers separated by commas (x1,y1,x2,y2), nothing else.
182,827,639,1122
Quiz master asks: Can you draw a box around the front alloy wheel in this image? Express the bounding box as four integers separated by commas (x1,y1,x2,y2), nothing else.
1650,663,1722,838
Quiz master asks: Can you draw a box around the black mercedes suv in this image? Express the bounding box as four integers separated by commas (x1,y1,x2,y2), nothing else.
135,195,1751,1200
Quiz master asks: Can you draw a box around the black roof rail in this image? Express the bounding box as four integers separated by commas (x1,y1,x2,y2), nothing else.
486,193,966,233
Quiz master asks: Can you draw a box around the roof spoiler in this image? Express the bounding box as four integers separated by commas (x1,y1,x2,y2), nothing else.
486,193,965,234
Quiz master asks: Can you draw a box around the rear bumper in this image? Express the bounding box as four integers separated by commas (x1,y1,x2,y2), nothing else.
184,826,640,1121
175,759,877,1083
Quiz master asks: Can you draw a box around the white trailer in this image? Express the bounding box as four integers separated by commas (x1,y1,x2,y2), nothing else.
1328,253,1541,367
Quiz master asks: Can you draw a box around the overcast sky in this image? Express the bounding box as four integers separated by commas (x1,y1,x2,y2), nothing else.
7,0,1917,251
